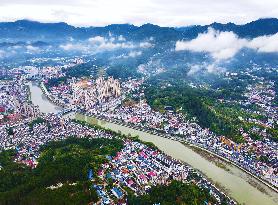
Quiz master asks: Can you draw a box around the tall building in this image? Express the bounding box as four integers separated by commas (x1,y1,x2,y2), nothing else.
72,77,121,110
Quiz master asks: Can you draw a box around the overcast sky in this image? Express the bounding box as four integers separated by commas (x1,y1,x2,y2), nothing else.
0,0,278,27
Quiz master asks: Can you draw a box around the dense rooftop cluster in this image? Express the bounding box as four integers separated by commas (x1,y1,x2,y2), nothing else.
224,68,277,134
91,140,235,204
0,56,277,204
0,114,235,204
0,114,117,168
0,80,39,124
70,78,277,188
41,63,278,188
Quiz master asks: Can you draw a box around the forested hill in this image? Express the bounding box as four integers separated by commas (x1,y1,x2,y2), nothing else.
1,18,278,41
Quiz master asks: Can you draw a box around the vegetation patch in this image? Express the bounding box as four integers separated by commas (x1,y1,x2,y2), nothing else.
0,137,123,205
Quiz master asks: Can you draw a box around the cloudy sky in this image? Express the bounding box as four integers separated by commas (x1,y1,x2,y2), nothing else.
0,0,278,27
175,28,278,60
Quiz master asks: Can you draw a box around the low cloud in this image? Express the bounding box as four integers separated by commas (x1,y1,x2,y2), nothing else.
118,35,126,41
176,28,278,60
206,63,224,73
60,35,153,53
89,36,136,50
60,43,87,51
187,62,225,75
187,64,202,75
127,51,142,58
88,36,106,44
112,51,143,60
248,34,278,52
0,50,5,58
0,49,19,59
26,45,40,53
98,41,135,50
139,42,153,48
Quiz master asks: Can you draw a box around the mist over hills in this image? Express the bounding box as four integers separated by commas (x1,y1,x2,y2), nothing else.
0,18,277,144
1,18,278,78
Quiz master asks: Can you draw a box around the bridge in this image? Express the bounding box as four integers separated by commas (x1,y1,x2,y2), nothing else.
57,107,77,116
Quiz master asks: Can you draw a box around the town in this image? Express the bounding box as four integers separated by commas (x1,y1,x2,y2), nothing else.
0,60,237,204
0,57,277,204
31,61,277,189
0,113,235,204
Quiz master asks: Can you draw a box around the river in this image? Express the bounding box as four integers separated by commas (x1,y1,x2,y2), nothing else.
28,82,62,113
29,83,278,205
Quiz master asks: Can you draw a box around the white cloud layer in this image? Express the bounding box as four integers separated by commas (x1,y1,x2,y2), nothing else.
60,35,152,53
0,50,5,58
248,34,278,52
128,51,142,58
60,43,86,51
26,45,40,52
88,36,106,44
187,62,224,75
139,42,153,48
175,28,278,60
0,0,278,26
0,45,46,58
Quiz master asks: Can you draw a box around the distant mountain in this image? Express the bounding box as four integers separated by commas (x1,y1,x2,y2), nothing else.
131,23,182,41
0,18,278,42
177,18,278,38
0,40,49,48
0,20,77,40
238,18,278,37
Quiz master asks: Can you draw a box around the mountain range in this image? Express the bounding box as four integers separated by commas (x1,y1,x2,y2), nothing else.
1,18,278,42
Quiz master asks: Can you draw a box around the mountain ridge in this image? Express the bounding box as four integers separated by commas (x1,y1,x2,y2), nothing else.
0,18,278,41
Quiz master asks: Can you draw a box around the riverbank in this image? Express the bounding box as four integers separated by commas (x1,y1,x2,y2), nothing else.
39,82,67,108
27,84,278,205
188,145,231,172
186,142,278,194
77,112,278,194
73,113,278,205
28,82,62,113
187,144,273,196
